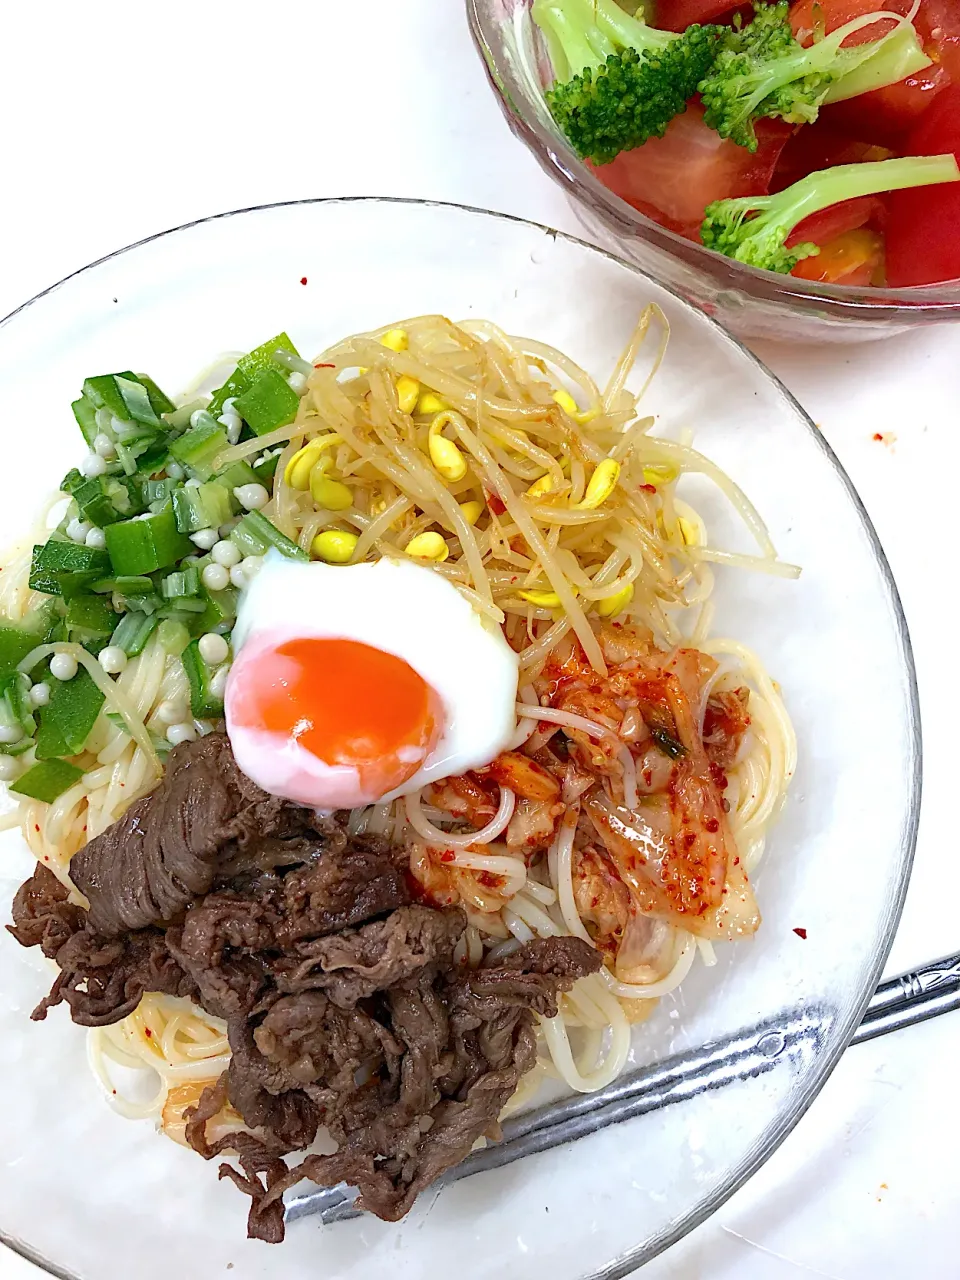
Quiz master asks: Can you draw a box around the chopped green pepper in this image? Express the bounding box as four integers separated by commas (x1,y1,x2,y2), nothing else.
133,373,175,417
191,583,239,636
11,759,84,803
208,332,299,417
0,626,44,678
181,639,225,718
35,667,105,760
169,416,228,480
59,471,125,528
230,511,307,561
104,504,192,576
233,368,299,436
65,595,117,642
252,451,281,487
215,459,260,498
71,395,99,448
29,539,111,598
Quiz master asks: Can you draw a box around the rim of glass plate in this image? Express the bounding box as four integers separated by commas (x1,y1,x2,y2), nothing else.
0,196,922,1279
464,0,960,323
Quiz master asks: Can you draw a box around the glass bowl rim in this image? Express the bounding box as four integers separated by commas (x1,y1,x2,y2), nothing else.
465,0,960,322
0,194,923,1278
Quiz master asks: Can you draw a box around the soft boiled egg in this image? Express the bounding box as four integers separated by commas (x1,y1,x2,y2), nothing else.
225,553,519,810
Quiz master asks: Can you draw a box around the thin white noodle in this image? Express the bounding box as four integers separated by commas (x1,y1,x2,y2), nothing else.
404,786,516,849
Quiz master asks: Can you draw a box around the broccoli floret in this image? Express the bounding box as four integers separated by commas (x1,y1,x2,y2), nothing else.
532,0,721,165
699,1,930,152
701,155,960,275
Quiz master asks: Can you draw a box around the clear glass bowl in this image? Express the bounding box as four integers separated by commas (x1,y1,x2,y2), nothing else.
466,0,960,342
0,198,919,1279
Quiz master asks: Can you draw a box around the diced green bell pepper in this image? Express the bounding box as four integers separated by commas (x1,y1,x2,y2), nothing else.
11,758,85,802
35,667,105,760
181,639,225,718
29,539,111,599
104,504,192,577
208,332,300,417
233,368,299,436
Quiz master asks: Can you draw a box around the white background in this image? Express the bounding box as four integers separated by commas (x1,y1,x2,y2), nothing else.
2,3,959,1277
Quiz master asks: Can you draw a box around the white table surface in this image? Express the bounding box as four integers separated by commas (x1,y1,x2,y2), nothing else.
2,2,958,1276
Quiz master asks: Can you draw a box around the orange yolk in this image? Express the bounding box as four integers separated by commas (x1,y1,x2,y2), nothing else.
229,637,442,797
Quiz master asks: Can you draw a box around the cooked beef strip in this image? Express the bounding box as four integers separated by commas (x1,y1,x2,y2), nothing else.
7,732,602,1240
69,732,340,937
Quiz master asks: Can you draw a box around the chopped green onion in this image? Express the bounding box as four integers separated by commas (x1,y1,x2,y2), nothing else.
11,759,84,803
230,510,308,561
233,368,300,436
181,639,225,718
650,726,686,759
142,477,179,506
110,610,159,657
157,619,190,656
161,567,200,600
103,504,192,576
35,667,105,760
0,671,35,749
172,480,233,533
90,575,155,596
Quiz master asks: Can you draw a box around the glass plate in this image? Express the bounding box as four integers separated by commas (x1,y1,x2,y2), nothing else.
0,199,920,1280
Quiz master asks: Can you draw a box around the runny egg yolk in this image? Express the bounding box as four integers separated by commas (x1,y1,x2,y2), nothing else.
229,637,443,799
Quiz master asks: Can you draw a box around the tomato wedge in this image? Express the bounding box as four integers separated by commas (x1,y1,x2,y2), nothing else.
655,0,741,33
772,119,893,190
786,194,884,247
790,0,949,144
885,85,960,285
591,104,792,239
916,0,960,83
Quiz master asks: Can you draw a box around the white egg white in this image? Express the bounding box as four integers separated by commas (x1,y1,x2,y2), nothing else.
225,553,519,808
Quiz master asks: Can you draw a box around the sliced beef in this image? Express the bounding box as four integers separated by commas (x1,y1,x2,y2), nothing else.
187,934,600,1238
69,732,337,936
9,864,83,957
279,903,466,1006
8,734,604,1242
